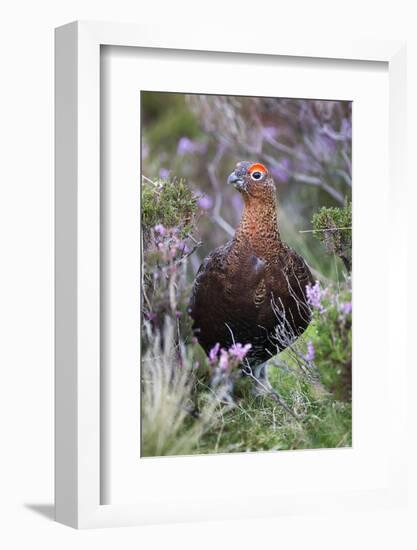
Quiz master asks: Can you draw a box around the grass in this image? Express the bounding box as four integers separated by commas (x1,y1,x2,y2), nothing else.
141,319,234,457
193,344,352,455
141,323,352,457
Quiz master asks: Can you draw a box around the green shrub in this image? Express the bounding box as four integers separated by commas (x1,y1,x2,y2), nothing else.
312,202,352,271
141,176,200,342
141,176,199,241
306,280,352,401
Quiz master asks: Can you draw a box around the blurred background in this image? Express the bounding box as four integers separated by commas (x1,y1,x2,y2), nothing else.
141,92,352,280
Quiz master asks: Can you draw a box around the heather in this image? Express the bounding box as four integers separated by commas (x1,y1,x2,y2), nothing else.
141,94,352,456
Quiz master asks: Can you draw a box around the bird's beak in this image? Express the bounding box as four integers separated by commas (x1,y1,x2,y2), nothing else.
227,171,244,191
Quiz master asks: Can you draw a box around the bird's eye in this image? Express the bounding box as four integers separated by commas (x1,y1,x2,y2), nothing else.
251,171,262,180
248,162,267,181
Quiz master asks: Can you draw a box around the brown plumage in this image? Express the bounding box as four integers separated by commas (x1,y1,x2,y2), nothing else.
189,161,314,371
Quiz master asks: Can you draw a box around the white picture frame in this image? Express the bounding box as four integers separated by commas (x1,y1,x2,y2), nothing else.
55,20,407,529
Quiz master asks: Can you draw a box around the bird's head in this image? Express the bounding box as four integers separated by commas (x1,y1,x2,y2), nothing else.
227,161,275,200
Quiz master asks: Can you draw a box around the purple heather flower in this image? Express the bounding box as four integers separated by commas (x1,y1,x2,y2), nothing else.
340,301,352,316
219,349,229,370
159,168,170,179
177,137,194,155
340,118,352,139
154,224,166,236
176,137,196,156
304,341,315,362
297,151,311,174
315,134,336,161
262,126,278,140
197,195,213,210
306,281,326,313
176,136,206,156
176,240,191,254
229,343,252,362
209,343,220,363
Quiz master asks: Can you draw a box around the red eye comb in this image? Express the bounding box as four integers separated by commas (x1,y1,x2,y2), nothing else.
248,163,267,174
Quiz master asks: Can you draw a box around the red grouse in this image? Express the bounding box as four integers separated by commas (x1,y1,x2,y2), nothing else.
189,161,313,391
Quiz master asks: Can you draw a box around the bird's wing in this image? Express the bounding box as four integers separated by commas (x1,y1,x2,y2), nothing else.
284,246,314,292
189,243,229,311
273,245,314,329
190,240,266,302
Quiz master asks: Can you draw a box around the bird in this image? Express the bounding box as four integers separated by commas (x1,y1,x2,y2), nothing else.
189,161,314,403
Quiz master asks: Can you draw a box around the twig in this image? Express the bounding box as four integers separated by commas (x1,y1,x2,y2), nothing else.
261,153,345,205
142,174,156,185
242,363,300,420
299,227,352,234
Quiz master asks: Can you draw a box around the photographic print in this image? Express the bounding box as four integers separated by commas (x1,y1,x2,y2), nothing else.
141,92,352,457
